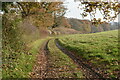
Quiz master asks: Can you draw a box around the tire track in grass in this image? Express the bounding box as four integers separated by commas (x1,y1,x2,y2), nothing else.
30,39,50,79
55,39,107,80
46,39,84,78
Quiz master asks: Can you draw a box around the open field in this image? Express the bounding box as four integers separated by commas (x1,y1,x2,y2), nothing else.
58,30,119,78
2,30,119,79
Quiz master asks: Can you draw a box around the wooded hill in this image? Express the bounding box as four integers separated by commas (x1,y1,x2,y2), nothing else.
55,17,119,34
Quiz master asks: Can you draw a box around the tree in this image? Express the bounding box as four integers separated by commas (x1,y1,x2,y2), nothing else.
16,2,66,29
51,6,66,28
80,1,120,24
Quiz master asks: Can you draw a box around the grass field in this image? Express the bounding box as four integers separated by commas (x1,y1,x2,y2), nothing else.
58,30,119,78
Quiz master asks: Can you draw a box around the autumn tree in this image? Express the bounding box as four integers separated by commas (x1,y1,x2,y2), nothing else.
79,1,120,24
15,2,66,29
52,4,66,28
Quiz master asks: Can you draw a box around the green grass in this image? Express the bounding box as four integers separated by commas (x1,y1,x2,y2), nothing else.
47,39,84,78
58,30,119,78
2,37,51,78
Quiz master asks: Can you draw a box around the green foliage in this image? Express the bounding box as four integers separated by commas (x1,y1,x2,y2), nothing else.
58,30,119,78
2,13,25,78
2,2,13,13
2,9,41,77
2,8,51,77
3,15,24,51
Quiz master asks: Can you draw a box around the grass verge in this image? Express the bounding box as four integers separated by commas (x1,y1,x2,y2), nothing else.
2,37,51,78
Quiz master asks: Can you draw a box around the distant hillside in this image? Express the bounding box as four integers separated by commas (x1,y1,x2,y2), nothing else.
58,17,118,33
110,22,119,30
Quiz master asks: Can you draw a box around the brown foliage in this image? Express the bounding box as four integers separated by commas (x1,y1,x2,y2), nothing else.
80,2,119,24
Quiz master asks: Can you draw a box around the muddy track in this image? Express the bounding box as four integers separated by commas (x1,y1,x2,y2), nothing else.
55,39,107,80
30,40,50,79
31,38,110,79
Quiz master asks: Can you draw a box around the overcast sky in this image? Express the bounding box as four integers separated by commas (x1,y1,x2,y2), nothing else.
63,0,118,22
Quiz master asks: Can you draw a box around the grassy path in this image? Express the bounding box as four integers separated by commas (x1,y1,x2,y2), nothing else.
32,30,118,79
29,40,50,78
32,38,84,78
46,39,84,78
31,38,106,79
